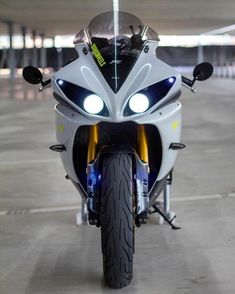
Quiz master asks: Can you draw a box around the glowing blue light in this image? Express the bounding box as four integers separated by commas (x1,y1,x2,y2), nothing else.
168,77,175,84
89,172,97,185
58,79,64,86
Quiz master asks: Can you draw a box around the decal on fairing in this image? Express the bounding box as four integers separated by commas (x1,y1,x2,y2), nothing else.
171,120,179,130
91,43,106,67
57,124,65,133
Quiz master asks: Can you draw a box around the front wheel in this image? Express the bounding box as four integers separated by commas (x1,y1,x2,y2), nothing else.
100,153,134,289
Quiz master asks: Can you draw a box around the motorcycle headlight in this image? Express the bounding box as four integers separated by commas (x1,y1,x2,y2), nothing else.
129,93,149,113
124,77,176,116
83,94,104,114
56,79,109,116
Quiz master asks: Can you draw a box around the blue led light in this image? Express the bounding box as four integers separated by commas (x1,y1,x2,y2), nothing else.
168,77,175,84
89,172,97,185
58,79,64,86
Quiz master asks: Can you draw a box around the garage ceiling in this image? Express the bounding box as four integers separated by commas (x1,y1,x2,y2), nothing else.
0,0,235,36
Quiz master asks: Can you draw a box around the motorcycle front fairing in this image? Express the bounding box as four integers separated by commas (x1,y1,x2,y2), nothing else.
52,11,182,199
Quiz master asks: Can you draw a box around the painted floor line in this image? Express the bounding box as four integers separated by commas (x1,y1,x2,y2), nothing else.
30,205,81,214
0,205,81,216
171,194,222,202
0,158,60,166
171,192,235,202
0,192,234,217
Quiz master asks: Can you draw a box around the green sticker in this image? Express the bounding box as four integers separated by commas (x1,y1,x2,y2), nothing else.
91,43,106,67
57,124,65,133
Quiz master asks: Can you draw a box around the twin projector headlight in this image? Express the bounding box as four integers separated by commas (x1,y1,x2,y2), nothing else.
83,93,149,115
57,77,176,116
128,93,149,113
83,94,104,114
56,80,108,116
57,79,150,116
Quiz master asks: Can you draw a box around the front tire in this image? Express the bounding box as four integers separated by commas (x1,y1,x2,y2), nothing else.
100,153,134,289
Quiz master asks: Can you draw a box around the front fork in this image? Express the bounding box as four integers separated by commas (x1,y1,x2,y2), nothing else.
81,124,180,229
79,125,98,225
86,124,148,163
84,124,150,227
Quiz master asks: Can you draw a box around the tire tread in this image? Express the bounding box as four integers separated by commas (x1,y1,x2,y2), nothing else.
101,153,133,289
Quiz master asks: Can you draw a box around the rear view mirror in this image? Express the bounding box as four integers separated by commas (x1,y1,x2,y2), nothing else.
23,66,43,85
193,62,213,81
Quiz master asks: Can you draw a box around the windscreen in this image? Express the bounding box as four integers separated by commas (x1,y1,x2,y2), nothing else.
74,12,159,93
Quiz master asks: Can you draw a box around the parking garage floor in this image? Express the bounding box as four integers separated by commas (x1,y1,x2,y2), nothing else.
0,77,235,294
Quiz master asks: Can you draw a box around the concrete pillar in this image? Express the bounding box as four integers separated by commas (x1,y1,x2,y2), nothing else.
52,37,56,48
50,37,55,70
32,30,37,67
21,26,28,68
57,48,63,69
54,36,63,70
40,33,47,70
197,43,204,64
7,21,15,79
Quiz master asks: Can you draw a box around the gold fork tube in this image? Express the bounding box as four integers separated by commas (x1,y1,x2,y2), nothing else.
87,125,98,163
137,125,148,163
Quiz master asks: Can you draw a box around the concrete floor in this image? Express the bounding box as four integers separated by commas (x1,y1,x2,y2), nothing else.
0,77,235,294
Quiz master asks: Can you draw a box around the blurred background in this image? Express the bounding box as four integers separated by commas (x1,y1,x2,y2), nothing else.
1,0,235,86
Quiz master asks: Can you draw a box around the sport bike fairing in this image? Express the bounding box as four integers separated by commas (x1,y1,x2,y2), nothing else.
52,11,182,186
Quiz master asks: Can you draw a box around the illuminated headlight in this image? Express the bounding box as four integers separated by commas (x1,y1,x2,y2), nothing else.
129,93,149,113
83,94,104,114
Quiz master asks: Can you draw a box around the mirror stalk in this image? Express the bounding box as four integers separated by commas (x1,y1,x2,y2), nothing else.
39,79,51,92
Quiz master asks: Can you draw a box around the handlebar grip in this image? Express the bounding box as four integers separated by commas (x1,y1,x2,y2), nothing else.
182,76,193,87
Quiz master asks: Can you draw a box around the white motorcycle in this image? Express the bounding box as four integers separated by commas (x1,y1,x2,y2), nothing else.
23,11,213,289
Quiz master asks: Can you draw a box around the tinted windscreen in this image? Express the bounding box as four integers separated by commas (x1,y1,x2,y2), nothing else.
89,12,143,92
90,36,140,92
74,12,159,93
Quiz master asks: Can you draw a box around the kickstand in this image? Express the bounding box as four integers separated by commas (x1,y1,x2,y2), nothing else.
151,203,181,230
